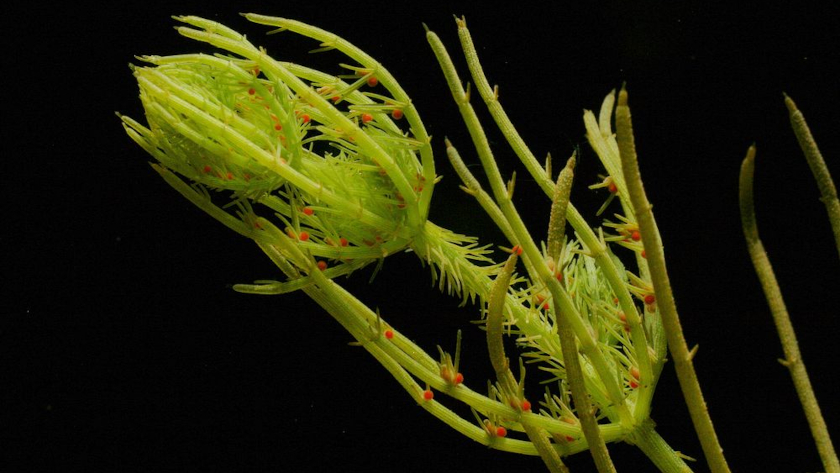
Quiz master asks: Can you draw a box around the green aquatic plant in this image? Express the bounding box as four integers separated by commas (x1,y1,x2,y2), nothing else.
119,14,838,473
739,96,839,473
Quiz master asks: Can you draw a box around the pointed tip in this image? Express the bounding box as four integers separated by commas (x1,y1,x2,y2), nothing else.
618,83,629,106
422,22,430,33
444,136,453,148
745,142,757,162
783,93,798,113
566,154,577,170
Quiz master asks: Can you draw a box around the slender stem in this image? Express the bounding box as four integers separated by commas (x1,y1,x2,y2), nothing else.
414,220,622,436
553,287,617,473
784,94,840,258
445,24,655,409
547,156,575,261
427,28,634,426
547,158,617,473
488,254,570,473
630,420,693,473
615,87,731,473
455,17,554,197
739,145,840,473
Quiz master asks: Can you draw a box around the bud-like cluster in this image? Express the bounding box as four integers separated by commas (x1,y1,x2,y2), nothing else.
121,16,436,277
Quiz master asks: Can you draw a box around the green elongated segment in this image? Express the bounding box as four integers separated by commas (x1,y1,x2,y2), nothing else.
486,253,520,391
740,145,840,473
615,87,730,473
303,275,515,453
360,225,632,445
444,140,548,287
785,94,840,258
433,53,633,429
520,422,571,473
427,27,635,427
418,215,619,421
584,94,658,421
445,139,547,280
544,156,617,473
441,23,657,410
262,247,542,455
455,17,554,196
302,231,617,445
487,253,569,473
253,230,526,446
583,95,637,223
233,258,379,294
305,250,624,455
547,157,575,261
243,13,436,222
174,17,423,230
275,61,412,141
630,420,693,473
548,269,618,473
170,167,612,446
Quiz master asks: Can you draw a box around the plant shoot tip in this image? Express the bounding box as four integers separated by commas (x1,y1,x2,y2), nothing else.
784,94,798,112
618,87,629,106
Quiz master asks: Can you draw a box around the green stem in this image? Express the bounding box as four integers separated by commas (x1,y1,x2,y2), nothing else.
739,145,840,473
414,221,629,440
488,254,569,473
440,25,656,415
455,17,554,197
615,87,731,473
547,159,617,473
630,420,693,473
784,94,840,259
427,28,634,426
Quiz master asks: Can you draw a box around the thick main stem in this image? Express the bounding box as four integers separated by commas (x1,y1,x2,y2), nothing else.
615,87,731,473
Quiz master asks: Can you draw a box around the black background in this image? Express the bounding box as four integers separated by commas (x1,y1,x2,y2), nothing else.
4,1,839,472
